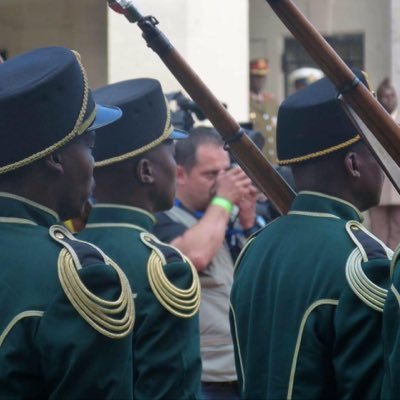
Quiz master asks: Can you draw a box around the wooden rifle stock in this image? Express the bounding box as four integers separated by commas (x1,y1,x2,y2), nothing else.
108,1,295,214
266,0,400,187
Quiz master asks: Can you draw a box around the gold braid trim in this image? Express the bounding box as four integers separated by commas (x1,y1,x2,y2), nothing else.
345,248,387,312
140,232,201,318
277,135,360,165
0,217,37,225
0,311,44,347
95,97,173,167
0,50,95,175
345,221,389,312
234,236,256,272
287,299,339,400
51,225,135,339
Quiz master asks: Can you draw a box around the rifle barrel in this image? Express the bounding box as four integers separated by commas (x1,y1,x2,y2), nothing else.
266,0,400,172
110,0,296,214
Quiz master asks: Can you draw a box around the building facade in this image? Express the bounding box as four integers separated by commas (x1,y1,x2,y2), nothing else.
0,0,399,121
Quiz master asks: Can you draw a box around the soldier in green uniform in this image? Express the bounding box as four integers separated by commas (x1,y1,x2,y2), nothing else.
0,47,135,398
230,70,391,399
249,58,279,163
382,257,400,398
78,78,202,399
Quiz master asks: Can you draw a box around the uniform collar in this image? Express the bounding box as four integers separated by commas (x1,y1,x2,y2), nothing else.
290,191,364,222
0,192,60,227
87,203,156,232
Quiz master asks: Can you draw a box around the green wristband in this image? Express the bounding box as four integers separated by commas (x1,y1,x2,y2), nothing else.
211,196,233,214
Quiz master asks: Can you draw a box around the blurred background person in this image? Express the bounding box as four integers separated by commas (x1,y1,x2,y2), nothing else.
288,67,324,93
369,77,400,249
255,165,296,225
249,58,279,163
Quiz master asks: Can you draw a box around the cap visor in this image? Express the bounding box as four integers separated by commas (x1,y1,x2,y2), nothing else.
169,128,188,139
87,104,122,131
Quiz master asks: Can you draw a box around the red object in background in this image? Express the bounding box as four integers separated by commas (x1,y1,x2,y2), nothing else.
107,0,126,14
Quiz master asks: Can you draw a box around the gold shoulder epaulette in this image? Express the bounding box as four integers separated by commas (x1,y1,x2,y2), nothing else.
140,232,200,318
345,221,390,312
49,225,135,339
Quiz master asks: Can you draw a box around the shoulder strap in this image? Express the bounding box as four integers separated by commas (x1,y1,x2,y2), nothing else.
140,231,200,318
49,224,134,338
345,221,390,312
164,206,198,228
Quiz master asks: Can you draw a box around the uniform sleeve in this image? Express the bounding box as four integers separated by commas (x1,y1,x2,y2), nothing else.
37,265,134,399
382,262,400,399
333,258,390,400
133,259,201,400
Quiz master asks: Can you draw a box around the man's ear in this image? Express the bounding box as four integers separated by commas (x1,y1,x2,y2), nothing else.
137,158,155,184
45,151,64,174
176,164,187,186
344,152,361,178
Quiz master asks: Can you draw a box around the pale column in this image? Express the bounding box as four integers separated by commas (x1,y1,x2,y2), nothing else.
391,0,400,92
108,0,249,122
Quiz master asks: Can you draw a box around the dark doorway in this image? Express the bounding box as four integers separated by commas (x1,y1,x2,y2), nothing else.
282,34,364,96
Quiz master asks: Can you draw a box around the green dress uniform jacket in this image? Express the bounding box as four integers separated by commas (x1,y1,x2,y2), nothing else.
230,191,391,400
382,251,400,399
0,193,134,399
78,204,202,399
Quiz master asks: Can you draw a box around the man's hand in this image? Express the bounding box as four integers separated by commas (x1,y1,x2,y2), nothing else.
238,185,258,230
215,166,253,205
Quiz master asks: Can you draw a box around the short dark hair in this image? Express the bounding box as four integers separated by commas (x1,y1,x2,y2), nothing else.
175,126,224,170
377,77,394,99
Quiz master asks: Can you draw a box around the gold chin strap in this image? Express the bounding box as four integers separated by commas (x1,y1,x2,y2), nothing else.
278,135,360,165
0,50,94,175
140,232,201,318
95,96,173,168
50,225,135,339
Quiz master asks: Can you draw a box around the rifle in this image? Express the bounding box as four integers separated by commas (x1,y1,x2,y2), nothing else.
266,0,400,192
107,0,296,214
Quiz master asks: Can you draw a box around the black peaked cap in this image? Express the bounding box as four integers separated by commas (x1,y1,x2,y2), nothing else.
0,46,121,174
277,68,370,165
93,78,186,167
